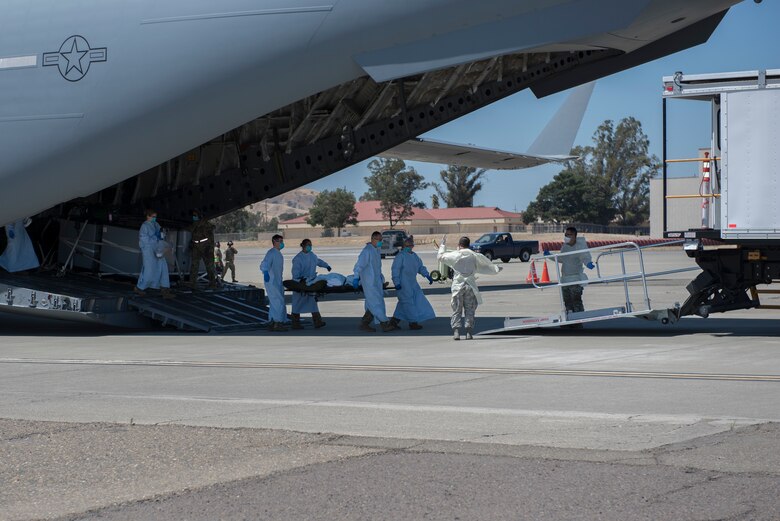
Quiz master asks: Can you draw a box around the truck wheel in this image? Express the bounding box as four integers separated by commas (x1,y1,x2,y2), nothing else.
430,270,441,282
483,251,494,261
520,249,531,262
501,257,511,263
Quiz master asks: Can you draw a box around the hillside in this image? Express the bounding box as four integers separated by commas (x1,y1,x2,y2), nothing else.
246,188,318,220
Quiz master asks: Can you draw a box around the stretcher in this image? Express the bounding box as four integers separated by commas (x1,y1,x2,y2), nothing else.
283,279,390,296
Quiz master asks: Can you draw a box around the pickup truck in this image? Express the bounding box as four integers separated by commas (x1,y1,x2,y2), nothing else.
469,232,539,263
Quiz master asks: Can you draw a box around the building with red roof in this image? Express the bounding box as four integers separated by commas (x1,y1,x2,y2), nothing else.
279,200,524,238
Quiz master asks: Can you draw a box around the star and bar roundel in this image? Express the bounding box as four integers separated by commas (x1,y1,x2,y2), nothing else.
43,35,107,82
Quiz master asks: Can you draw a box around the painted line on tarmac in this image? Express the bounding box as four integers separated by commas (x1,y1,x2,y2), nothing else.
1,358,780,382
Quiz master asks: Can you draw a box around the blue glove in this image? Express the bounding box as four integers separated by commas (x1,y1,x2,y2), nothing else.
586,262,595,270
352,277,360,289
263,271,270,283
7,229,14,239
326,265,332,272
395,285,402,291
426,275,433,284
543,249,550,256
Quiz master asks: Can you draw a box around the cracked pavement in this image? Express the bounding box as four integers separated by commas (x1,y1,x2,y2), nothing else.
1,420,779,520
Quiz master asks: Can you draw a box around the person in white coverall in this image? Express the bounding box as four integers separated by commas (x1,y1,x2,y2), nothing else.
0,219,40,273
353,230,396,333
437,235,500,340
260,234,288,332
135,209,174,299
549,226,594,317
390,236,435,330
291,238,331,330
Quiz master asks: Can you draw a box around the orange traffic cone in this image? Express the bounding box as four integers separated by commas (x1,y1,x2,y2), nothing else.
540,260,550,283
526,260,539,283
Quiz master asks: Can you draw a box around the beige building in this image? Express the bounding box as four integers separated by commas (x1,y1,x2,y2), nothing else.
279,200,525,239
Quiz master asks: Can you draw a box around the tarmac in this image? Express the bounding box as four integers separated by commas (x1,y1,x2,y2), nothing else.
1,246,779,519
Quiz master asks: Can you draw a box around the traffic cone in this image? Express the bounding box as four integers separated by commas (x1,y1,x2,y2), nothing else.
540,260,550,283
526,260,539,283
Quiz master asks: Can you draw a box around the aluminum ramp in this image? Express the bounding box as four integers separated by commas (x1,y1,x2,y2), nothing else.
478,241,695,336
129,287,269,332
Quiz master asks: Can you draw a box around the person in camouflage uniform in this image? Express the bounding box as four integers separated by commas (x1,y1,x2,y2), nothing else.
223,241,238,282
188,209,217,288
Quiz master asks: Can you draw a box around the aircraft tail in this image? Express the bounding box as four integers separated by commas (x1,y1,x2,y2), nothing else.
526,82,595,157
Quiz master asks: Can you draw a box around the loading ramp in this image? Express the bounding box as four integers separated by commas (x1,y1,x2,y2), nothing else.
477,241,698,335
129,286,269,332
0,271,269,332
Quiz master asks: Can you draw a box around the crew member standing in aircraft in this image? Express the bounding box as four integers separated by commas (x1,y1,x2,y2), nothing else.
390,237,435,330
0,218,40,273
188,209,217,289
549,226,593,322
353,231,396,333
290,238,331,330
135,209,174,299
260,234,288,332
223,241,238,282
438,235,500,340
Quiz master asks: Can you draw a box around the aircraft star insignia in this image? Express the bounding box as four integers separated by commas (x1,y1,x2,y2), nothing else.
43,35,107,82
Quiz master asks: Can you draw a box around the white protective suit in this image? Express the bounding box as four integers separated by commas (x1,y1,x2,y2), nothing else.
291,251,330,314
391,250,435,324
353,242,388,323
437,243,499,305
260,247,287,323
557,237,592,285
136,220,170,290
0,220,40,272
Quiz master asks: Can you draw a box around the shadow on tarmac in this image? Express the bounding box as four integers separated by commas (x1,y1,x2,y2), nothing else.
3,312,780,339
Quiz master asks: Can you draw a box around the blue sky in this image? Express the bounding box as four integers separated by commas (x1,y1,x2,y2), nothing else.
306,1,777,213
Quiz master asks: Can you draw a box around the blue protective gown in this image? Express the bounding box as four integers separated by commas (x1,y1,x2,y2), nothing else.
353,242,387,323
0,220,40,273
391,250,435,324
260,247,287,322
136,220,170,290
291,251,330,314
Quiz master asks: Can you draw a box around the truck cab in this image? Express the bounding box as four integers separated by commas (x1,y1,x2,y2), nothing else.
470,232,539,262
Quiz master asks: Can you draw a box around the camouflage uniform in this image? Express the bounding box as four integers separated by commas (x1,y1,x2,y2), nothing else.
224,244,238,282
189,219,216,287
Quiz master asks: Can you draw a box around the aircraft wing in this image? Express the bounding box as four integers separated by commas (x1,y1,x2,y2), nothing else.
378,81,594,170
378,138,576,170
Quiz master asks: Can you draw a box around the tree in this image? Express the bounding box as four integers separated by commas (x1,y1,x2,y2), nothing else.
431,193,440,209
212,208,262,233
434,165,487,208
362,158,428,228
524,117,658,225
306,188,358,237
278,211,302,222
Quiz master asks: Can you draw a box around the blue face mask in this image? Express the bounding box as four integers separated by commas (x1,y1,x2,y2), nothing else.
192,216,199,222
403,246,411,253
279,241,285,250
151,216,157,222
305,245,312,253
376,240,383,248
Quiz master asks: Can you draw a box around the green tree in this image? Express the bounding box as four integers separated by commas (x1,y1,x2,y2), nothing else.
278,211,302,222
524,117,658,225
306,188,358,237
212,208,262,233
434,165,487,207
362,158,428,228
431,193,440,209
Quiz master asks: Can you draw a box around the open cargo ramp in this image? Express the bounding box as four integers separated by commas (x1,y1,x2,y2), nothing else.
129,287,269,332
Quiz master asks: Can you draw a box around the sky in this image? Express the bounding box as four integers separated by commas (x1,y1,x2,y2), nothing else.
305,0,779,213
